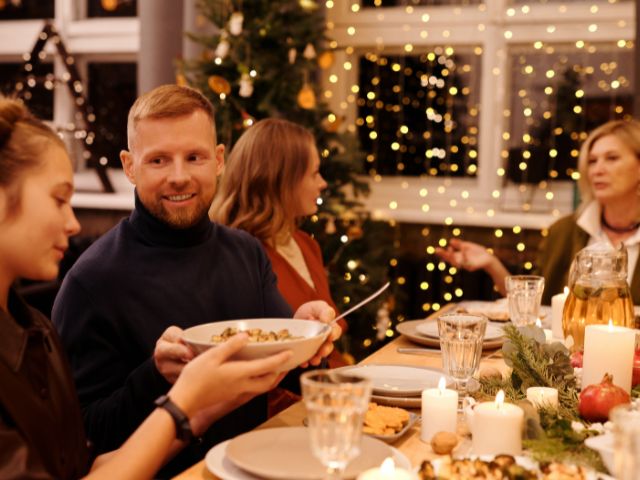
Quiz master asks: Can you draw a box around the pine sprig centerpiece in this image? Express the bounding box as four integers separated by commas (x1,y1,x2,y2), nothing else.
480,324,579,419
523,414,607,472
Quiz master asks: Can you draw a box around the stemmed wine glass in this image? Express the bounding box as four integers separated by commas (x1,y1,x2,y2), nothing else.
301,370,372,480
437,312,487,400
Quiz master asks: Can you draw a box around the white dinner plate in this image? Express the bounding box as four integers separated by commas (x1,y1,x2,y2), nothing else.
334,364,448,397
415,321,505,342
223,427,393,480
396,320,504,350
453,299,510,322
454,301,552,325
205,439,412,480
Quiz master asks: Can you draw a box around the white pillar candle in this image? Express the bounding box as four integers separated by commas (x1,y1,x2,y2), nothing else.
357,457,417,480
421,377,458,443
526,386,559,409
551,287,568,339
471,390,524,456
582,321,636,393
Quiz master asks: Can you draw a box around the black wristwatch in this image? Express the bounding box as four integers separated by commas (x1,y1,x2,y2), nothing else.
154,394,194,443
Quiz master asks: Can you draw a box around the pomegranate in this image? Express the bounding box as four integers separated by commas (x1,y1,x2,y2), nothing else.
632,349,640,387
570,350,583,368
579,373,630,422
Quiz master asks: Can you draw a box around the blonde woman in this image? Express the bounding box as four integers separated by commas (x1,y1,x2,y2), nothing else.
211,118,347,369
436,119,640,304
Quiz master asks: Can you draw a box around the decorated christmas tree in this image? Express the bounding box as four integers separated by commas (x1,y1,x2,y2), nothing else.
181,0,399,360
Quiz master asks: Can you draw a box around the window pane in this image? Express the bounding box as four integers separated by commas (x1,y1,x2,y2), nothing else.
87,0,137,18
506,42,634,184
0,0,53,20
88,62,137,167
0,62,54,120
358,47,482,177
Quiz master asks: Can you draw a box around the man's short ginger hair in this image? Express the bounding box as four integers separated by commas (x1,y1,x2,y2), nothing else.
126,84,216,150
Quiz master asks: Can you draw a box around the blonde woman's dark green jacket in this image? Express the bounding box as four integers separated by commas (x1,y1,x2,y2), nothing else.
537,214,640,305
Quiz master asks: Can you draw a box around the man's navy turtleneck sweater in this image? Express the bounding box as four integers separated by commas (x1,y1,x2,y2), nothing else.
52,195,293,477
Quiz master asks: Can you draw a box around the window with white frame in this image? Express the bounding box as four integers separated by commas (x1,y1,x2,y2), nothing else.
0,0,138,181
325,0,635,228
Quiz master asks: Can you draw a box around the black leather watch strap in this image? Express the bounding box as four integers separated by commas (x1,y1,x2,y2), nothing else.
154,394,194,443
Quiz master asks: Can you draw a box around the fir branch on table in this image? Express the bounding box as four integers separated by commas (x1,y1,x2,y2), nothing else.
475,375,523,402
479,324,579,420
523,413,608,473
523,438,607,473
633,383,640,399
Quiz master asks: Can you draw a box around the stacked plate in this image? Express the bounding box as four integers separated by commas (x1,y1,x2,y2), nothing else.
415,321,505,342
396,319,506,350
335,364,450,408
205,426,411,480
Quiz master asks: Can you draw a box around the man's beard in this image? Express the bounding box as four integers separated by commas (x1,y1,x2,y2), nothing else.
146,196,211,229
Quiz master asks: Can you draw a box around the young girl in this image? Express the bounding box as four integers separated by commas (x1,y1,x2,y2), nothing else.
0,96,290,479
211,118,346,370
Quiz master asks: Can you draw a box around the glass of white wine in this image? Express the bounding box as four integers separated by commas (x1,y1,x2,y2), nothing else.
300,370,372,480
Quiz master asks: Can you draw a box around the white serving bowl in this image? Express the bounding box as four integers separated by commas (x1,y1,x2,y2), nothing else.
182,318,331,372
584,432,614,473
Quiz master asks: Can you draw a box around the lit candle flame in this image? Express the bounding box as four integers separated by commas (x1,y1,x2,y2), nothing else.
380,457,395,474
608,319,613,331
495,389,505,409
563,286,569,295
535,318,542,328
438,376,446,393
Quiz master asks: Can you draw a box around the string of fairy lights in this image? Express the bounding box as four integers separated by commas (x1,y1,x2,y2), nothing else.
324,0,634,320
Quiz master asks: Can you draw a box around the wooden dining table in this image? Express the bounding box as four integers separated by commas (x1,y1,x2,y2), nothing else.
173,311,507,479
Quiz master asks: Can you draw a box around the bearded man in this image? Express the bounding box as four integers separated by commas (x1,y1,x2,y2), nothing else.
52,85,338,478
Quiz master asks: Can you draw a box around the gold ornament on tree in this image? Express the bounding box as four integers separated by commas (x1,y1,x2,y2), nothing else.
229,12,244,36
288,48,297,64
175,73,187,87
101,0,118,11
238,73,254,98
318,51,335,70
325,217,336,234
297,84,316,109
208,75,231,95
303,43,317,60
299,0,318,10
215,32,230,59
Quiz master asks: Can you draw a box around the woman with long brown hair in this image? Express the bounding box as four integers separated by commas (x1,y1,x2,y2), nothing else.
211,118,347,369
